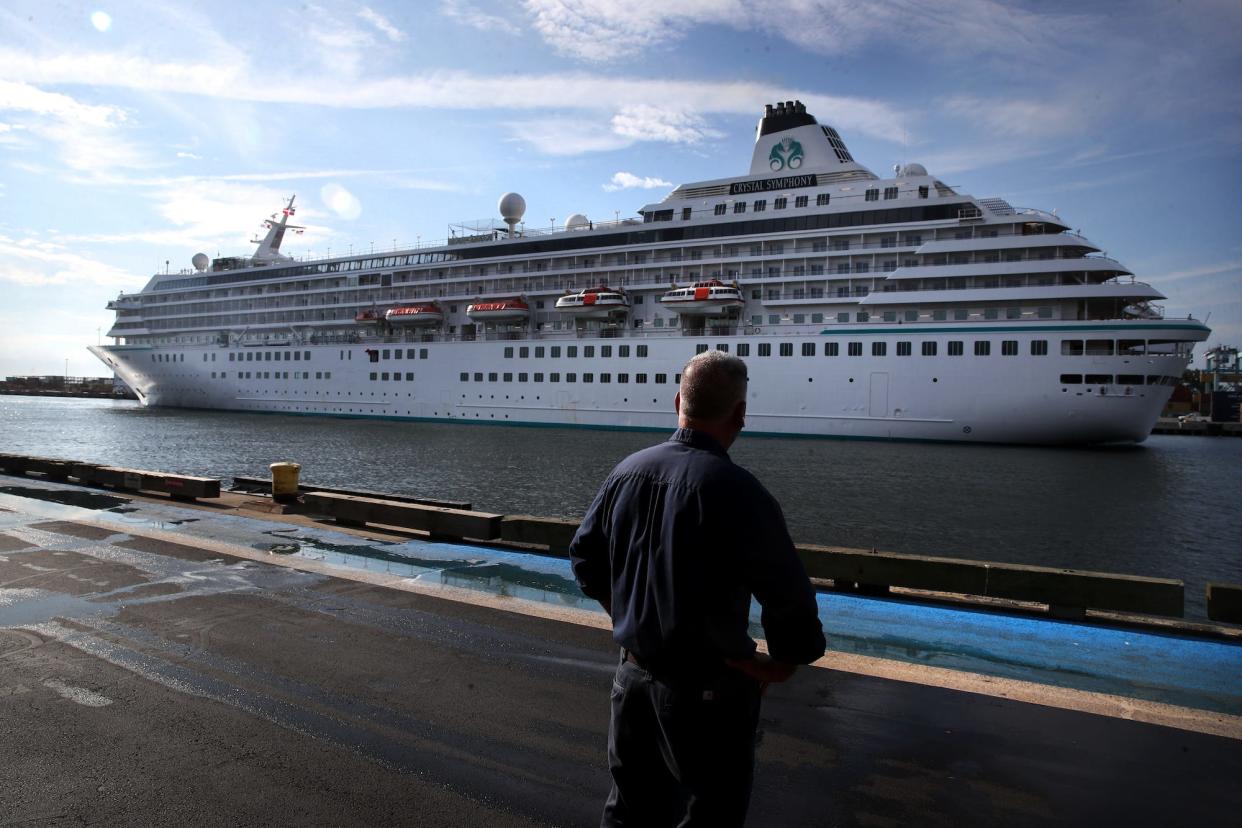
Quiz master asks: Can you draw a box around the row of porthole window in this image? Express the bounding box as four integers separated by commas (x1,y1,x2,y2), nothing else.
749,308,1056,326
698,340,1047,358
504,344,650,359
216,371,327,379
228,350,311,362
368,348,430,360
1061,374,1179,386
460,371,680,385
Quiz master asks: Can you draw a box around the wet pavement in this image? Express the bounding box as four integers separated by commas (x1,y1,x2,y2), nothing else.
1,478,1241,826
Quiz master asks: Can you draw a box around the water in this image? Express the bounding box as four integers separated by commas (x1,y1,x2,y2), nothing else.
3,395,1240,618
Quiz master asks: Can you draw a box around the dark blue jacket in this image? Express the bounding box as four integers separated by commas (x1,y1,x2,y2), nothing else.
570,428,826,668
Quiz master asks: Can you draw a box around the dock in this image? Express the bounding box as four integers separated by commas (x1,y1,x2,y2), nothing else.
1151,417,1242,436
1,473,1240,825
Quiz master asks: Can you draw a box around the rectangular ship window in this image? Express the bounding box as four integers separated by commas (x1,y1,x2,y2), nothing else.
897,342,912,356
780,343,793,356
504,347,514,358
974,341,991,356
736,344,750,357
873,342,887,356
1086,340,1114,356
474,372,483,381
922,341,937,356
655,373,668,383
1061,374,1082,384
1031,340,1048,356
637,345,648,357
489,372,498,382
1062,340,1084,356
824,342,839,356
1085,374,1112,384
948,341,964,356
636,374,648,383
801,343,815,356
848,342,862,356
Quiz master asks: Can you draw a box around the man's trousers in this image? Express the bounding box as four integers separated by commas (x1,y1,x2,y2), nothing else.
601,654,764,827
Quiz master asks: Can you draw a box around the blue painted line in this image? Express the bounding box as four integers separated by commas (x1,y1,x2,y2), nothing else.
2,479,1239,717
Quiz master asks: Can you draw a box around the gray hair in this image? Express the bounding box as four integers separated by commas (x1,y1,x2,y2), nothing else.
680,350,748,421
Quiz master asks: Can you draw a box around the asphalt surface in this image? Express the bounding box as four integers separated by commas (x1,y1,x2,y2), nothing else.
1,506,1241,826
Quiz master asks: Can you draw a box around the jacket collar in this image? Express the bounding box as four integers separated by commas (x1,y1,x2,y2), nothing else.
669,427,730,458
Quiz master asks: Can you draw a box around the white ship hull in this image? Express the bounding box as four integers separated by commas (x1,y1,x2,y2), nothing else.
92,103,1211,445
91,320,1206,445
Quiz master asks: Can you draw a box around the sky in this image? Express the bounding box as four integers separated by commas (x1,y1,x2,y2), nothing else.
1,0,1239,377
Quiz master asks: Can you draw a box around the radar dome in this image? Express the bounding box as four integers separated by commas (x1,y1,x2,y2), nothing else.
191,253,209,271
565,213,589,230
902,163,928,177
498,192,526,223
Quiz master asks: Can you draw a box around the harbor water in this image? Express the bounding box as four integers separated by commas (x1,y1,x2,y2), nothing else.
2,395,1240,618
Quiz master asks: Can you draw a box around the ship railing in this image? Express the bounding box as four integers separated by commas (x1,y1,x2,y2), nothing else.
272,311,1210,349
1010,207,1066,225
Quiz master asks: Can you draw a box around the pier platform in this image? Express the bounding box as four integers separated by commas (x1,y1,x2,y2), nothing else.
1,476,1240,826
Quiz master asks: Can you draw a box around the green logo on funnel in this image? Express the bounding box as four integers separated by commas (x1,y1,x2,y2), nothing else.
768,138,804,171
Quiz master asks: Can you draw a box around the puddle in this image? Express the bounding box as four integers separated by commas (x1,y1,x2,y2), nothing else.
0,486,130,511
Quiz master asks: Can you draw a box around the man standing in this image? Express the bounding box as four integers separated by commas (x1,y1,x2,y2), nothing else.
570,350,826,827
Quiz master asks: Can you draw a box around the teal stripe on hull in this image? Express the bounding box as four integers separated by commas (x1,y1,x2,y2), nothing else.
148,403,1143,447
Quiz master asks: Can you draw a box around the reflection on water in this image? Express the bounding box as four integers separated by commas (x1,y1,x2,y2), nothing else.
3,395,1240,616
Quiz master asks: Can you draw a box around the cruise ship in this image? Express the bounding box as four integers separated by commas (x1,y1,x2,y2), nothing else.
91,101,1210,445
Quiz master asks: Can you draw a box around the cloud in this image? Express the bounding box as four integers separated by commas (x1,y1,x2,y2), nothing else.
1147,260,1242,285
610,105,722,144
0,79,148,174
521,0,1086,63
175,151,201,160
504,117,636,155
603,172,673,192
358,7,406,42
0,234,141,288
0,51,904,145
441,1,520,34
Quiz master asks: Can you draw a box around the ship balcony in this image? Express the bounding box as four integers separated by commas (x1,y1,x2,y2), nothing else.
107,296,143,311
857,281,1165,307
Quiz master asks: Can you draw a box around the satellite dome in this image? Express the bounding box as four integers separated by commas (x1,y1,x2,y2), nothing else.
902,163,928,177
498,192,526,223
566,213,589,230
191,253,209,271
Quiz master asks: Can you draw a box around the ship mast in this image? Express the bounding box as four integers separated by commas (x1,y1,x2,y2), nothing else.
252,195,303,262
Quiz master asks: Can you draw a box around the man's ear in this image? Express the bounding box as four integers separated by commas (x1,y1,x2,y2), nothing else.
733,399,747,430
674,392,682,415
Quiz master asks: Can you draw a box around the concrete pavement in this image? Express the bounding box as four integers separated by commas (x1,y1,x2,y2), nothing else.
1,487,1240,826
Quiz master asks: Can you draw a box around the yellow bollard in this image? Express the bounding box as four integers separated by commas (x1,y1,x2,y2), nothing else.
269,462,301,504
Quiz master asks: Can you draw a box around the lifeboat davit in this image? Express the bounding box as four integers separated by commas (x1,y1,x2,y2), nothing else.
659,280,744,315
385,303,444,326
467,297,530,323
355,308,383,325
555,286,630,319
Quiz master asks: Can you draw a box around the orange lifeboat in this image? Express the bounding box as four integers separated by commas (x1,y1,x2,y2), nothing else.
658,279,744,315
385,303,445,326
554,286,630,319
466,297,530,323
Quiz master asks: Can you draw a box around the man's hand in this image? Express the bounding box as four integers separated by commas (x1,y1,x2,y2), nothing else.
725,652,797,683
